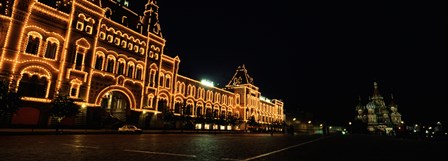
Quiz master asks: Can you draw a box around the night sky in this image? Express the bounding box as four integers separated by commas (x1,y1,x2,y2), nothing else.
134,0,446,126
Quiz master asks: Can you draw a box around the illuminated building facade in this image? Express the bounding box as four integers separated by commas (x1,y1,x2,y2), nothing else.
0,0,284,129
354,82,402,133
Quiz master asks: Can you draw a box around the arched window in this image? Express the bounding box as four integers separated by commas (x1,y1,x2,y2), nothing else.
117,61,125,75
70,80,82,98
122,16,128,27
25,35,40,55
165,75,171,88
159,74,164,87
174,102,182,114
106,57,115,73
94,54,103,70
136,65,143,80
127,63,134,78
147,94,154,107
44,40,57,59
18,74,48,98
105,8,112,19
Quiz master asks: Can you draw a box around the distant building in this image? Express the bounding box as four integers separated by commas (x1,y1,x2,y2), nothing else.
354,82,402,134
0,0,284,129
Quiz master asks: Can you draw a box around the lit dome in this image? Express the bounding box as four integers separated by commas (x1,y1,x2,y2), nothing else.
366,101,376,109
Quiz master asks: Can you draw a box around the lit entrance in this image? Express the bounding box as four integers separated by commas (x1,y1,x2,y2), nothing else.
101,91,130,122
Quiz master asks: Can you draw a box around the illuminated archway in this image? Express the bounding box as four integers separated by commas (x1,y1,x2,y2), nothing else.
95,86,137,109
98,90,130,122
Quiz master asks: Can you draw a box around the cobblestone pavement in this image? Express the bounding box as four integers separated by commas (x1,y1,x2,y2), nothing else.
0,134,446,161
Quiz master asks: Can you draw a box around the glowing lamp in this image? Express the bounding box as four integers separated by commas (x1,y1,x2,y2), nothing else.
200,79,214,87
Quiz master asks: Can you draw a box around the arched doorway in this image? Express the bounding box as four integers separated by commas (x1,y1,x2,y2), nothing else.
18,74,48,98
101,91,130,122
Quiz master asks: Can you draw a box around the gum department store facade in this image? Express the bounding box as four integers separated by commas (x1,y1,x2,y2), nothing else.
0,0,285,129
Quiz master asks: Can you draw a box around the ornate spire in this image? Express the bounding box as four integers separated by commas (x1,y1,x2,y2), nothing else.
388,93,397,107
226,65,254,86
144,0,163,37
355,96,364,111
373,82,380,97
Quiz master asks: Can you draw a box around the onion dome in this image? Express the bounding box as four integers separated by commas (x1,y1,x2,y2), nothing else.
366,97,376,109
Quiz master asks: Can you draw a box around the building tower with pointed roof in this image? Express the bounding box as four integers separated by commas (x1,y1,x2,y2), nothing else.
225,65,284,127
354,82,403,134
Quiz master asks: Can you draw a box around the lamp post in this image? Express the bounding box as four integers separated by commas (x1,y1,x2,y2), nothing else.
348,122,352,134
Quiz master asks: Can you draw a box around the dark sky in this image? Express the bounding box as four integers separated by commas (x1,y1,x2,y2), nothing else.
134,0,446,125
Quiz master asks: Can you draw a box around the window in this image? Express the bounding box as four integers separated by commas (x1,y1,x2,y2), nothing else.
74,52,84,70
122,16,128,27
139,48,145,55
76,21,84,31
121,40,127,48
147,94,154,107
94,55,103,70
85,25,93,34
127,65,134,78
134,45,139,53
117,62,125,75
149,70,156,87
25,36,40,55
70,85,78,97
107,35,113,43
165,76,170,88
99,32,106,40
106,58,114,73
159,74,164,87
114,37,120,45
136,68,142,80
128,43,133,50
44,41,57,59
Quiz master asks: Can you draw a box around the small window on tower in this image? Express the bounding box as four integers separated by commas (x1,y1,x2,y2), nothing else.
107,35,113,43
85,25,93,34
99,32,106,40
124,0,129,7
76,21,84,31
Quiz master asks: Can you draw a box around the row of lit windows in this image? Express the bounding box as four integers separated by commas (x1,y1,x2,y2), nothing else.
99,25,146,55
24,32,59,60
146,95,240,119
174,81,238,106
94,52,143,80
